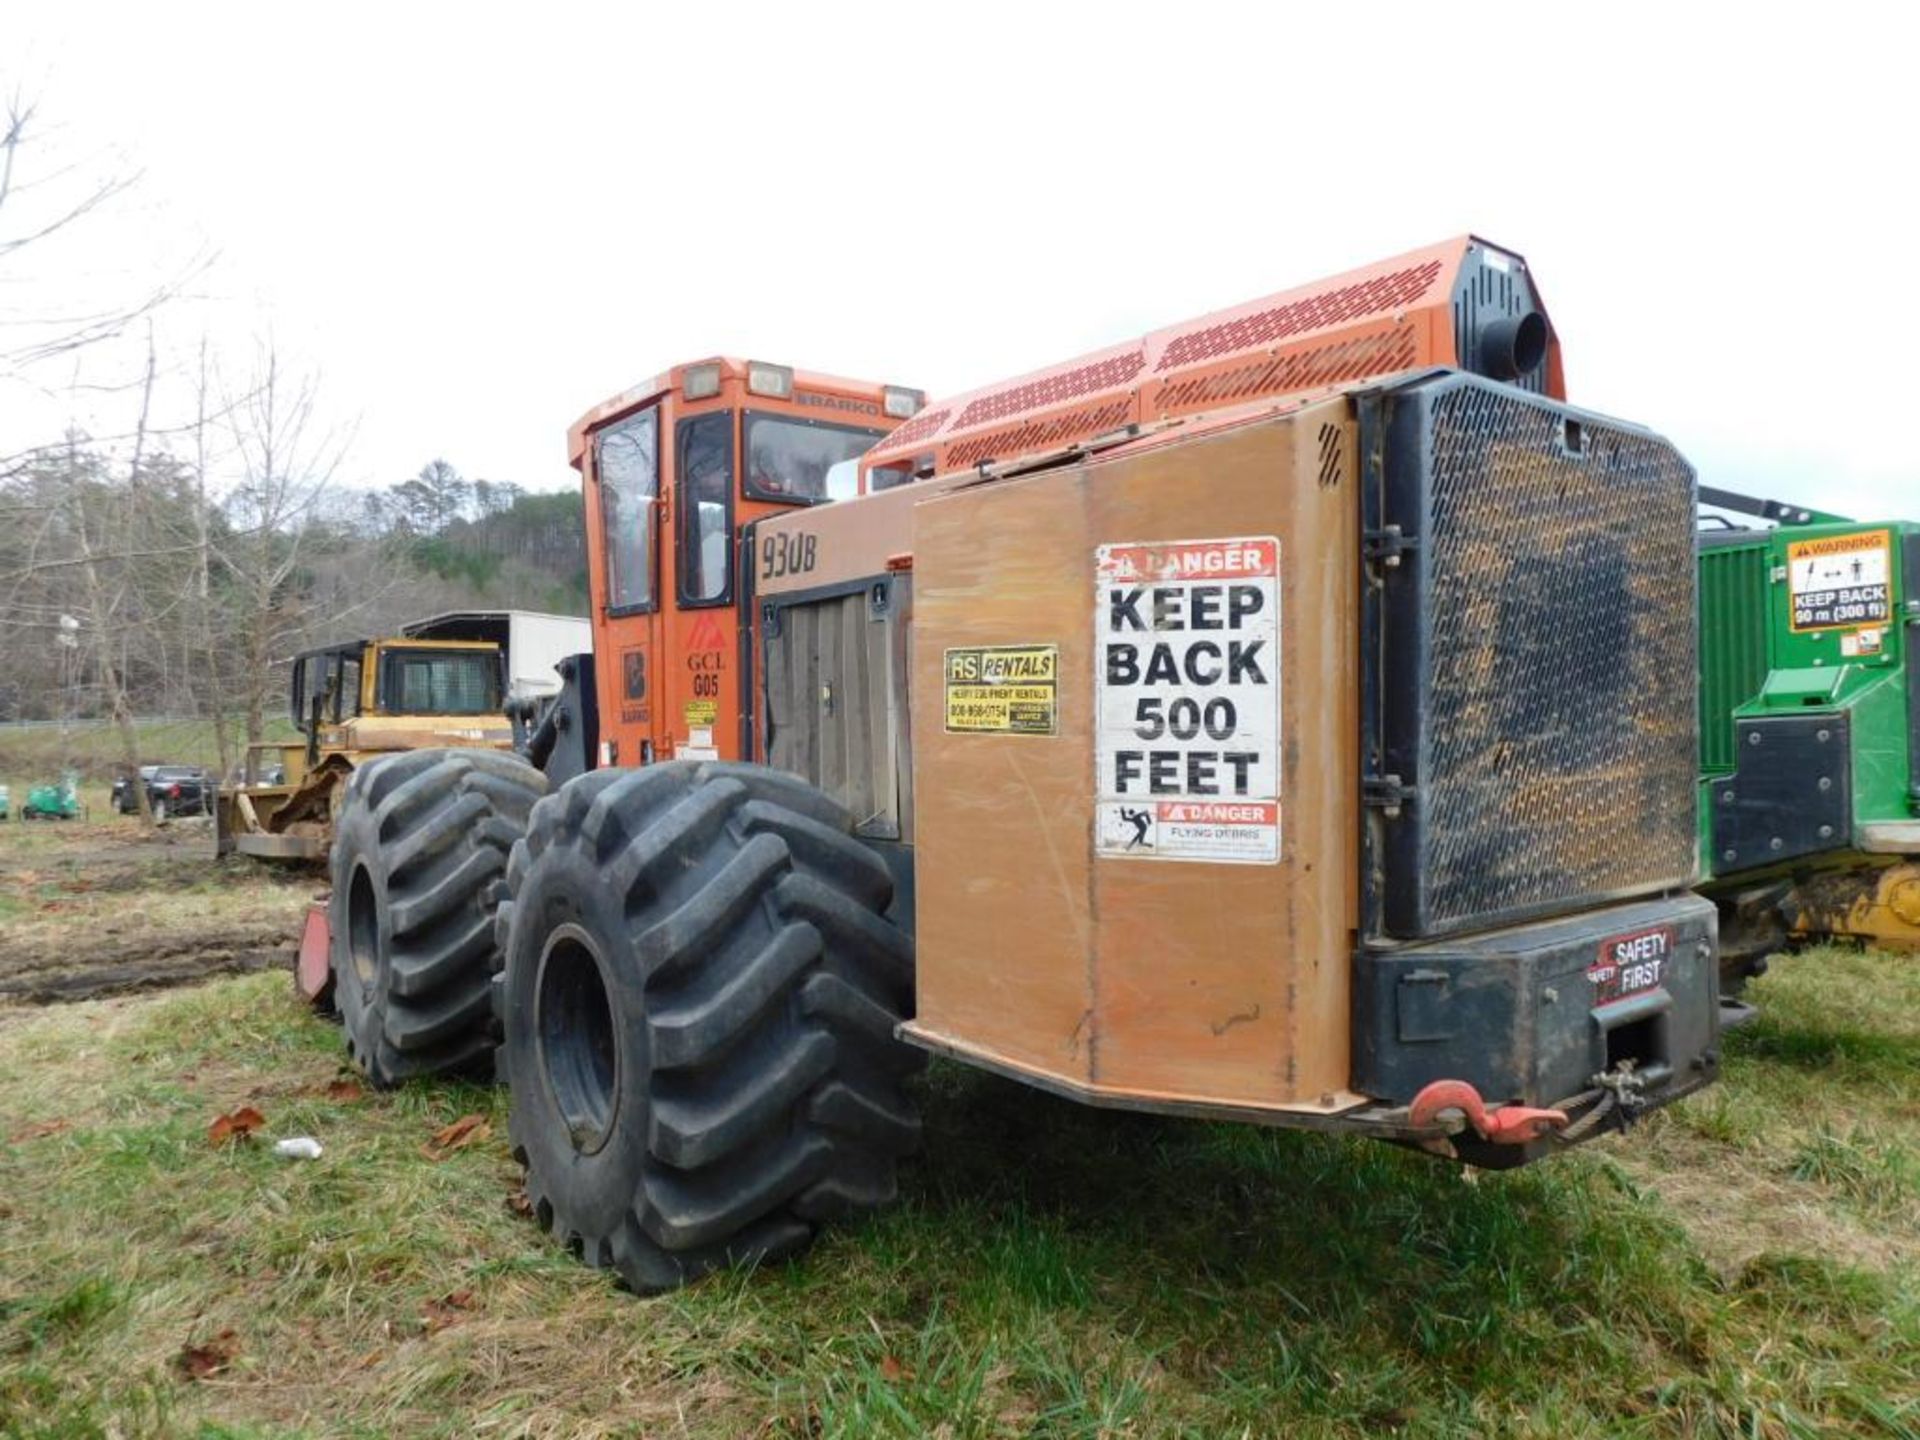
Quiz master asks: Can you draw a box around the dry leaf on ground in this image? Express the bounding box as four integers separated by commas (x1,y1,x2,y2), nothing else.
421,1113,491,1160
207,1106,266,1146
422,1288,479,1332
177,1328,240,1380
8,1117,71,1143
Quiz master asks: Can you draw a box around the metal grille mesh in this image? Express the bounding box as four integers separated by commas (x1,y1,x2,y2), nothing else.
1157,260,1441,370
954,353,1145,429
1414,384,1697,931
946,399,1133,470
1153,326,1418,412
879,406,950,454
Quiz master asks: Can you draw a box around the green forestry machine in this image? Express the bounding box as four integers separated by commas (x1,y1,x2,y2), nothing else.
1697,490,1920,983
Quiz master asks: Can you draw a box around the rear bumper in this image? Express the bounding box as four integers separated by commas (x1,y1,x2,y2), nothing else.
1355,893,1720,1152
901,894,1719,1168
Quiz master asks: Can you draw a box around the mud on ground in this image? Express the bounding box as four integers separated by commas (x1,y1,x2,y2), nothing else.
0,818,315,1004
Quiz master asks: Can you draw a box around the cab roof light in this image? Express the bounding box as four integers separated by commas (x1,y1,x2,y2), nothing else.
883,385,926,420
682,362,722,400
746,361,793,399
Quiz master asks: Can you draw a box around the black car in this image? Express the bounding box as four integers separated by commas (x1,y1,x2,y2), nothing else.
116,765,215,820
111,766,161,814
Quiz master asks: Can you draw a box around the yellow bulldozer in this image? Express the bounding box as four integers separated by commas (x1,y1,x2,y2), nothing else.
218,635,513,862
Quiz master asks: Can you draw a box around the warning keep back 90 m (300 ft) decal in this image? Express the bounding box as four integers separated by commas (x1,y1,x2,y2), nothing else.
1094,536,1281,864
1786,530,1893,632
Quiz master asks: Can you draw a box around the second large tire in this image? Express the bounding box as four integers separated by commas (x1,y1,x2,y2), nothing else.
330,748,547,1088
497,761,922,1293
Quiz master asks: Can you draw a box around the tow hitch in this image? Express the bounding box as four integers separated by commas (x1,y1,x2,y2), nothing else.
1408,1080,1568,1145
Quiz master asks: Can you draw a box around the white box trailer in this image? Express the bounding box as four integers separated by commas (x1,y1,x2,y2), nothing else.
400,610,592,700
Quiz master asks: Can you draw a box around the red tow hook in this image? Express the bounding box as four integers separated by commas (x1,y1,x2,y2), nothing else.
1409,1080,1568,1145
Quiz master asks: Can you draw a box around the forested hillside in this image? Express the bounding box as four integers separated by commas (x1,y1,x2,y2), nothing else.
0,448,585,744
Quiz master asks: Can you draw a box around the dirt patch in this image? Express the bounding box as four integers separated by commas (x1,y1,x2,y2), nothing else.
0,821,313,1004
0,924,295,1003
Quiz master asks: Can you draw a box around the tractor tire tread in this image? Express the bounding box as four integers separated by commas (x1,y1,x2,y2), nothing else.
500,760,919,1292
332,748,546,1088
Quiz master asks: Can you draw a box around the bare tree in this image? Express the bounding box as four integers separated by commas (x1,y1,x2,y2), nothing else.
215,342,350,746
181,335,238,776
0,88,204,488
2,85,585,767
0,85,204,787
66,337,161,825
1,93,143,373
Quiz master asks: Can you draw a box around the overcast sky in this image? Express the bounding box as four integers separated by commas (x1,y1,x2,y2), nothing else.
6,3,1915,518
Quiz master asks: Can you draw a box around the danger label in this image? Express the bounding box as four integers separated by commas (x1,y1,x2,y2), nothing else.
1094,537,1280,864
944,645,1057,735
1788,530,1892,632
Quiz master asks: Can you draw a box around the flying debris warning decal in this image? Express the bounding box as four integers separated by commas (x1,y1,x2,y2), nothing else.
944,645,1058,735
1787,530,1893,632
1095,537,1281,863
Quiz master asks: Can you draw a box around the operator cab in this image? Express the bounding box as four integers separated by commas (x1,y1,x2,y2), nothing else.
280,636,510,779
221,635,512,859
289,639,505,734
562,358,921,777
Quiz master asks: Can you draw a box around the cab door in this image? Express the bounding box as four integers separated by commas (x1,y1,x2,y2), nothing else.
586,403,663,766
666,409,736,761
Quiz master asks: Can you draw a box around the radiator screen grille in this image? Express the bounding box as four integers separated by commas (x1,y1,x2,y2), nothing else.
1376,374,1698,938
1696,541,1773,776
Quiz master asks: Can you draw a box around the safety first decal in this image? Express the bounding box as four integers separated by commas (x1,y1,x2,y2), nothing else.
1788,530,1893,632
1094,537,1281,863
1589,925,1674,1007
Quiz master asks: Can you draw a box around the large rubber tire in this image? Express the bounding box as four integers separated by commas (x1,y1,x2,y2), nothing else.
330,748,547,1088
497,761,922,1293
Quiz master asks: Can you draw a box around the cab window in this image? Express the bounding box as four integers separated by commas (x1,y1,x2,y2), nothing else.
868,464,919,492
380,648,501,715
291,651,362,731
333,658,361,722
676,412,734,605
743,412,886,504
596,408,659,613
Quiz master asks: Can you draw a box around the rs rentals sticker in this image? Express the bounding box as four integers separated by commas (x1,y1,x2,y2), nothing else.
1094,537,1280,863
944,645,1058,735
1787,530,1893,631
1588,925,1674,1006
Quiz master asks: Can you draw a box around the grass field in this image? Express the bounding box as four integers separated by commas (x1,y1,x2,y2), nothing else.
0,719,299,819
0,825,1916,1437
